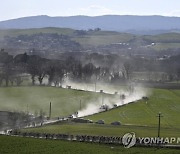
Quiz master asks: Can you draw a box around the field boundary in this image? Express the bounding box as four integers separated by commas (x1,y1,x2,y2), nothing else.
3,131,180,149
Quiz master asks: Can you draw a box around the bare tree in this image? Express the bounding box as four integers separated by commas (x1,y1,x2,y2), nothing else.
122,62,133,80
37,62,47,85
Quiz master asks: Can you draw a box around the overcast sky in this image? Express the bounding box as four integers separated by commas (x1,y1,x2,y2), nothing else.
1,0,180,21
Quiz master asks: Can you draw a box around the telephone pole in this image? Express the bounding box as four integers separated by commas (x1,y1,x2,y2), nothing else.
80,100,82,110
94,82,96,92
27,104,29,114
157,112,163,138
101,92,104,105
49,102,52,119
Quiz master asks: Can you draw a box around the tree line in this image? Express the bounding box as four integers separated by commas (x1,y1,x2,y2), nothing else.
0,50,133,87
0,49,180,87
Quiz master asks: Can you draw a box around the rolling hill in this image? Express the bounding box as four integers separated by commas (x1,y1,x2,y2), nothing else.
86,89,180,128
1,27,180,50
21,88,180,138
1,15,180,34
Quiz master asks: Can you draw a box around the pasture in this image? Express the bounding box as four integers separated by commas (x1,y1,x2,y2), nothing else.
0,135,179,154
86,89,180,128
73,32,134,47
0,27,75,38
19,88,180,138
0,86,180,138
0,84,134,118
0,86,102,117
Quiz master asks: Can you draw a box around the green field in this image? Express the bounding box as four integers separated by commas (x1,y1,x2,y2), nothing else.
0,27,75,38
143,33,180,43
151,43,180,50
0,84,131,118
86,89,180,128
0,135,179,154
1,86,180,137
142,33,180,50
0,86,104,117
1,86,180,152
73,32,134,47
1,28,180,51
19,88,180,138
0,28,134,47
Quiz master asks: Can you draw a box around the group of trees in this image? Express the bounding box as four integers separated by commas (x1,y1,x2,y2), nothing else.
0,50,133,87
0,51,66,86
74,28,101,36
0,49,180,87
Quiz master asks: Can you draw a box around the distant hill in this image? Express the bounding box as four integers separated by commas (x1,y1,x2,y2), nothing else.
0,15,180,34
1,27,180,54
0,27,75,38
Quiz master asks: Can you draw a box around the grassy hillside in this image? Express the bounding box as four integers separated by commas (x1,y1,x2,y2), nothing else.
86,89,180,128
143,33,180,50
0,27,75,38
22,88,180,138
1,28,180,50
0,86,105,117
144,33,180,43
1,87,179,128
0,28,134,47
73,32,134,47
151,43,180,50
0,135,179,154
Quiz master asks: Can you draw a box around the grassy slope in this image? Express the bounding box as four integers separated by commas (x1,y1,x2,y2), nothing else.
0,87,178,128
143,33,180,50
0,135,179,154
22,88,180,137
0,28,134,47
1,28,180,50
0,27,75,38
144,33,180,42
86,89,180,128
151,43,180,50
73,32,134,47
0,86,102,117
